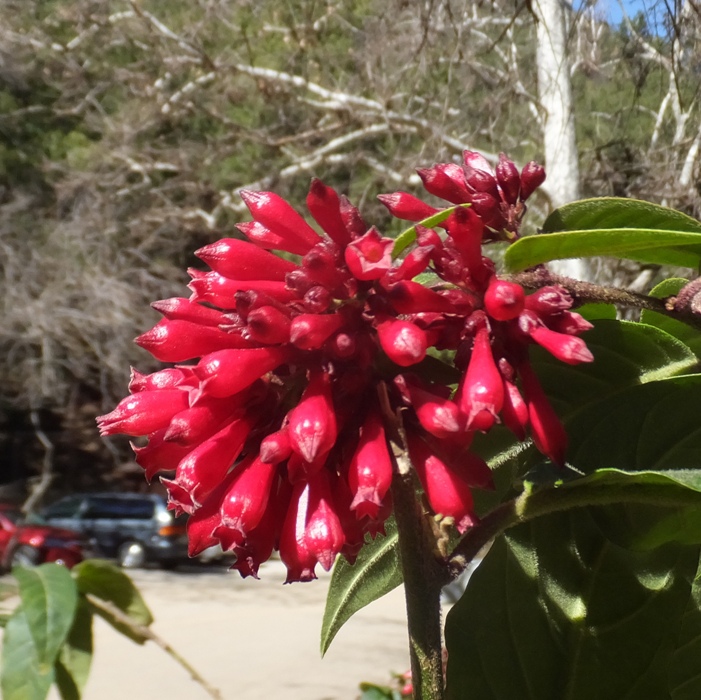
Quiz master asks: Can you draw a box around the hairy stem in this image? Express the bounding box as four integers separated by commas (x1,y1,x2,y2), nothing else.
511,268,701,329
388,441,446,700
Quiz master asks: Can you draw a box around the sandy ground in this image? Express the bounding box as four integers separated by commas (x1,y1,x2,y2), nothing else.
42,559,413,700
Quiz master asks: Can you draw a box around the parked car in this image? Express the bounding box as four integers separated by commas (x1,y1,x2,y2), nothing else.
41,493,189,569
0,502,86,570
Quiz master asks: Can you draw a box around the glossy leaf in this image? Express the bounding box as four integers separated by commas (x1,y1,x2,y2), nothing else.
505,197,701,271
54,598,93,700
1,608,55,700
73,560,153,644
445,513,701,700
13,564,78,667
321,517,401,655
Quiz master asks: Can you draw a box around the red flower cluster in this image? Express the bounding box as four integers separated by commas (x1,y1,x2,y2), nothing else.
97,152,592,582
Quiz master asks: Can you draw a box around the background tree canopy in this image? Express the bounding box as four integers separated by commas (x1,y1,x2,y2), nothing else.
1,0,699,497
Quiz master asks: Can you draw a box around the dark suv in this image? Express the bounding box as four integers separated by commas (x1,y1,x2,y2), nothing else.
41,493,189,569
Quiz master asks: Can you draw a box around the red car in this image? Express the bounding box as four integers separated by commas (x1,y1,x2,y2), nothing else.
0,503,86,570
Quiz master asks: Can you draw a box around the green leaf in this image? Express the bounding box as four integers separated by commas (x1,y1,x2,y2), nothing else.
72,560,152,644
670,557,701,699
392,204,468,257
54,598,93,700
13,564,78,668
445,512,701,700
321,517,402,655
504,197,701,271
641,278,701,361
358,683,401,700
1,608,55,700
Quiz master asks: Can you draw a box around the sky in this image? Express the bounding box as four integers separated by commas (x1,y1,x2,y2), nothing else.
578,0,671,33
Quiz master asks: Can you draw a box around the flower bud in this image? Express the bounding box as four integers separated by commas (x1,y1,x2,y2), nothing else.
463,165,499,199
193,347,290,398
303,285,332,313
188,270,297,307
484,278,526,321
495,153,521,205
457,327,504,431
524,286,573,315
136,319,252,363
550,311,594,335
151,297,224,326
377,319,428,367
417,163,470,204
186,470,238,556
303,471,345,572
407,434,476,533
339,195,368,238
446,207,485,275
131,429,191,481
128,367,194,393
306,178,351,246
303,242,349,290
290,313,345,350
279,482,319,583
500,379,529,441
347,410,393,519
287,369,338,463
377,192,439,222
97,389,190,437
260,427,293,464
390,245,435,282
240,189,320,253
462,150,492,173
519,161,546,200
519,363,567,465
395,375,462,438
344,227,394,281
164,393,247,446
468,191,504,231
196,238,298,282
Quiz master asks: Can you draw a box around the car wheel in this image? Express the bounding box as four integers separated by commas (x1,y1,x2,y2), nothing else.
10,545,42,568
116,541,147,569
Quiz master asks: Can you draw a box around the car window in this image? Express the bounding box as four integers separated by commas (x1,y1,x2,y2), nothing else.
84,498,155,520
44,496,84,518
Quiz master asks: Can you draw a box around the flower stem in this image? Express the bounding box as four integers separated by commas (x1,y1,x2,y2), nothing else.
390,445,446,700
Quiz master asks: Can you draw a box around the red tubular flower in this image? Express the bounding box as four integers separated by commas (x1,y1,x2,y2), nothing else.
339,195,367,237
347,409,393,519
195,238,298,282
306,178,351,247
344,227,394,280
244,306,292,345
279,481,319,583
192,347,289,399
377,192,439,222
287,369,338,464
186,470,238,556
528,326,594,365
457,326,504,431
188,270,297,307
377,319,428,367
97,389,190,437
445,207,486,276
388,280,460,315
390,245,435,282
128,367,194,393
151,297,225,326
524,286,573,315
239,189,321,253
236,220,310,255
407,434,477,533
395,375,462,438
216,454,278,547
163,412,259,511
302,471,345,572
131,430,191,482
135,319,253,363
500,379,529,441
519,362,568,465
259,427,292,464
484,278,525,321
289,313,346,350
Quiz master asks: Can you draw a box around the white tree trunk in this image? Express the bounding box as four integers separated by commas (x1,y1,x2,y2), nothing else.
533,0,589,279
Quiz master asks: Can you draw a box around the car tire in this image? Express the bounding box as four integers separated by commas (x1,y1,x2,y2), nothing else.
10,545,42,568
116,541,147,569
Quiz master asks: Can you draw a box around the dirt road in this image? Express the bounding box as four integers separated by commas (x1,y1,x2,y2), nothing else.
49,559,411,700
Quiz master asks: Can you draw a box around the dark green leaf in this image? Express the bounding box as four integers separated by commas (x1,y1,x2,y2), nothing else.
13,564,78,667
670,557,701,699
641,278,701,361
504,198,701,271
1,608,54,700
358,683,400,700
445,512,701,700
73,559,152,644
54,598,93,700
321,517,402,655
